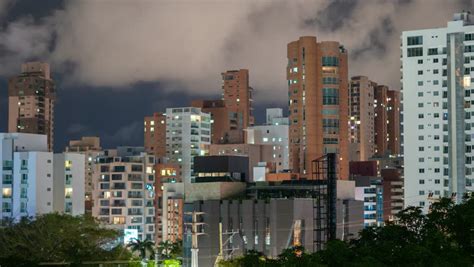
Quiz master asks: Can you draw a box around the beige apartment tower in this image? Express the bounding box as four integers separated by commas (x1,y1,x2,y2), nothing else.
287,36,349,179
349,76,376,161
221,69,254,128
8,62,56,151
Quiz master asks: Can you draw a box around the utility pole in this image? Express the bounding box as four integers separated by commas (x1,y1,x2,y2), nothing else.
214,222,239,266
185,211,205,267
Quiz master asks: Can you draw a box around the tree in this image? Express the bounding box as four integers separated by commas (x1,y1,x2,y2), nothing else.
127,238,155,262
0,213,130,267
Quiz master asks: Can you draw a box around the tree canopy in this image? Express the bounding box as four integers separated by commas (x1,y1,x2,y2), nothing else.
0,213,130,267
219,196,474,267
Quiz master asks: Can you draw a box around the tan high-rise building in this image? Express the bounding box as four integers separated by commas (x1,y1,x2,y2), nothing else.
349,76,376,161
191,99,244,144
221,69,254,128
144,112,167,158
374,85,389,156
8,62,56,151
387,90,400,156
66,136,102,213
287,36,349,179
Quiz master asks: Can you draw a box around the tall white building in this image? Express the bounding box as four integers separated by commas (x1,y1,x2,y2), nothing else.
165,107,211,183
53,153,85,216
92,147,156,241
402,11,474,211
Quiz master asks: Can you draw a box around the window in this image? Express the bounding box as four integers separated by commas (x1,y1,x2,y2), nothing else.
322,119,339,134
434,58,439,63
419,190,425,195
419,147,424,151
419,179,425,184
322,56,339,66
408,47,423,57
428,48,438,55
419,168,425,173
418,136,424,140
322,88,339,105
466,33,474,41
418,59,423,64
407,36,423,46
418,81,424,86
465,45,474,53
418,103,424,108
418,124,424,129
418,92,423,97
322,77,338,84
418,70,423,75
433,69,439,74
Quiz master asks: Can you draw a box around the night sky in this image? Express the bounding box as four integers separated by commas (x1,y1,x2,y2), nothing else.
0,0,472,152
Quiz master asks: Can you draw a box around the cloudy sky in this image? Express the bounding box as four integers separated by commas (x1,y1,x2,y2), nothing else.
0,0,472,151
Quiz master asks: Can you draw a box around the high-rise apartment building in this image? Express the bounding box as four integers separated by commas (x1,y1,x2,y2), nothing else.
387,90,401,156
165,107,211,183
8,62,56,151
92,147,156,241
66,136,102,213
191,100,244,144
349,77,401,161
402,12,474,211
349,76,376,161
221,69,254,128
287,36,349,179
374,85,389,156
144,113,167,158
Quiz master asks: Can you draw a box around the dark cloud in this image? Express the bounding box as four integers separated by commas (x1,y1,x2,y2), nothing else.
0,0,472,151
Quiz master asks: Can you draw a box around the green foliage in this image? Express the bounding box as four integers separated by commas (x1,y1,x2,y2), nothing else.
157,239,183,260
219,197,474,267
0,213,130,267
127,238,155,260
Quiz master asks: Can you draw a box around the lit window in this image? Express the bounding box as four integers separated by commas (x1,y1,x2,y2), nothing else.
263,137,269,142
146,167,153,174
150,120,155,126
65,188,73,198
2,188,12,198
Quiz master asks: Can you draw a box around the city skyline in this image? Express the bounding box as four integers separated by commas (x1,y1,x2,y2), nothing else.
0,0,472,152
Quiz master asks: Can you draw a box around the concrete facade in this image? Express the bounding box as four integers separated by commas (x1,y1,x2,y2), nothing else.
92,148,156,241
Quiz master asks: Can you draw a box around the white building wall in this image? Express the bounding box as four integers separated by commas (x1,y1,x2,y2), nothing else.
247,124,289,172
402,13,474,212
53,153,85,216
1,133,51,220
